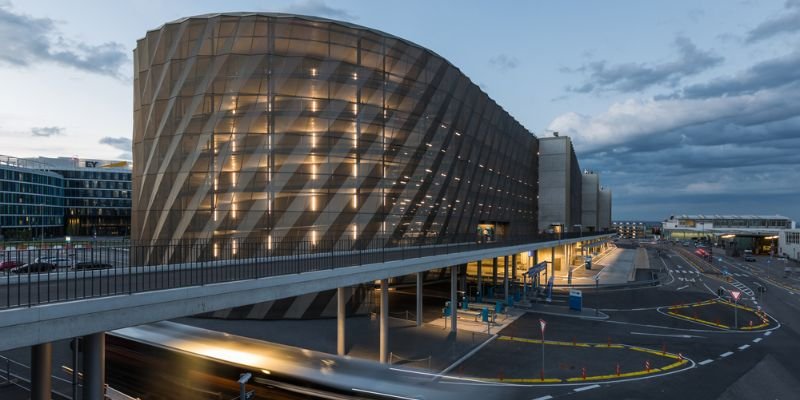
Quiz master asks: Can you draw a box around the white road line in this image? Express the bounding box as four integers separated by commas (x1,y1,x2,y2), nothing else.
532,396,553,400
765,331,772,336
720,352,734,358
698,359,714,365
677,285,689,291
574,384,601,392
738,344,750,350
753,338,762,343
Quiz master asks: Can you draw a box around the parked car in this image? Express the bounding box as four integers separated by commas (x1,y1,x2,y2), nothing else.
48,258,74,268
11,262,56,273
743,250,756,262
0,260,21,271
73,262,112,270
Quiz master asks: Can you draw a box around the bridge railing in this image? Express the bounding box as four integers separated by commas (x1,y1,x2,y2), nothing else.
0,231,613,309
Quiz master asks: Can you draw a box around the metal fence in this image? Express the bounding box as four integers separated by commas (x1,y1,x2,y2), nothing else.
0,231,611,310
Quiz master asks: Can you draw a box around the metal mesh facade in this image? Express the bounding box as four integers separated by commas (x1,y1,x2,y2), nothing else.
133,13,538,256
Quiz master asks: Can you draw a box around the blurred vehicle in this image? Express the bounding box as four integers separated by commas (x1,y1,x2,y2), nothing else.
0,260,21,271
743,249,756,262
12,262,56,273
49,258,74,268
73,262,112,270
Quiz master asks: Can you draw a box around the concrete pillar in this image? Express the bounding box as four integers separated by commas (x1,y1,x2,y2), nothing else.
83,332,105,400
512,254,518,284
450,265,458,332
416,272,423,326
503,256,509,301
31,343,52,400
476,260,483,298
337,287,346,356
379,279,389,363
459,262,467,293
492,257,498,287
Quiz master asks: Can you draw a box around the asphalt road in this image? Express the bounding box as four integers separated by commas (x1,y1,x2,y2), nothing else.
446,244,800,399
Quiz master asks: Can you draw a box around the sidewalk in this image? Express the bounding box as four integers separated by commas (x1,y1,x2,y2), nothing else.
555,246,635,285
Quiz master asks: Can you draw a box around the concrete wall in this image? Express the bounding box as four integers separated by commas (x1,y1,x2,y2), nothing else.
598,188,612,230
581,173,600,231
537,136,582,232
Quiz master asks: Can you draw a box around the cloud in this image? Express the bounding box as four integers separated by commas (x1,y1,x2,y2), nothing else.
550,49,800,221
489,54,519,70
99,136,132,160
666,51,800,99
0,4,128,78
566,37,723,94
745,0,800,43
31,126,64,137
283,0,357,20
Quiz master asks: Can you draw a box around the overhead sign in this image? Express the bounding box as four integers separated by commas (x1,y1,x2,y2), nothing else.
539,318,547,335
731,290,741,302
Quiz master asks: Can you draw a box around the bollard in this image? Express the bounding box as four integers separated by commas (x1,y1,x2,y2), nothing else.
645,360,651,373
749,320,753,327
607,337,611,347
573,337,576,346
540,369,544,381
616,363,621,376
662,342,666,355
582,367,586,380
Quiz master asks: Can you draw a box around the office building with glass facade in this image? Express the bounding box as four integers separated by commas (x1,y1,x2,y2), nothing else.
0,156,65,240
0,156,132,240
133,13,539,259
31,157,133,237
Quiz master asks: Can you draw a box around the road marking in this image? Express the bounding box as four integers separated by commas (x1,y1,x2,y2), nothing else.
698,359,714,366
753,338,762,343
720,352,734,358
677,285,689,291
738,344,750,350
532,396,553,400
574,384,601,392
765,331,772,336
678,277,684,281
630,331,705,339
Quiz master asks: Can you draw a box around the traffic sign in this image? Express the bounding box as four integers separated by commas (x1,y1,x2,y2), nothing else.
539,318,547,335
731,290,741,302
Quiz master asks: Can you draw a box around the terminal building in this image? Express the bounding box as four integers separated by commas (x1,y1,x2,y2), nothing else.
0,155,132,240
779,229,800,262
133,12,542,261
662,214,795,255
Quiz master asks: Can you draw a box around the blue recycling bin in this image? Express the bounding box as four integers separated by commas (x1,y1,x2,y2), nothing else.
443,301,452,317
495,301,505,314
481,307,489,322
569,290,583,311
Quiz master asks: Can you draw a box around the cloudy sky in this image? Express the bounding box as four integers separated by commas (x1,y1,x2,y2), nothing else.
0,0,798,222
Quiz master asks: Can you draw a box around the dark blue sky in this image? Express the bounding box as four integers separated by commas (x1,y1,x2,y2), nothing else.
0,0,797,223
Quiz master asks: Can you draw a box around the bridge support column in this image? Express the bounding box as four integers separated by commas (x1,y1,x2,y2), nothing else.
337,287,347,356
416,272,423,327
476,260,483,298
459,263,467,294
379,279,389,364
31,343,52,400
492,257,498,288
504,256,509,301
451,265,458,332
512,254,517,287
83,332,105,400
